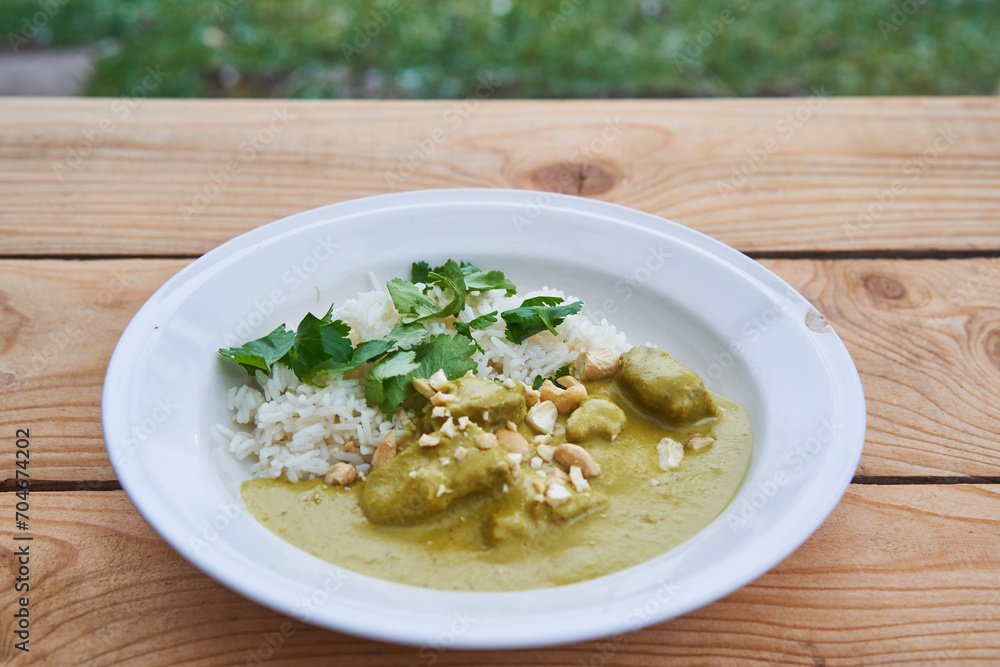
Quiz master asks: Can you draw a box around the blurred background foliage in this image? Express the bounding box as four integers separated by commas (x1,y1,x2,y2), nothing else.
3,0,999,98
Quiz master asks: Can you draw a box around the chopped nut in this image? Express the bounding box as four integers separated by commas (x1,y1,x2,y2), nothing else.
553,443,601,478
419,433,441,448
657,437,684,470
454,446,468,461
474,432,498,450
524,385,541,407
506,453,524,467
408,470,417,478
538,380,588,415
530,478,546,494
431,406,449,418
650,479,661,486
506,420,519,432
412,377,436,398
435,484,449,497
545,483,572,506
533,434,553,446
496,429,530,457
547,468,571,482
569,465,591,492
371,432,396,469
457,416,472,430
685,435,716,451
530,456,543,470
343,440,356,453
439,457,451,466
546,475,567,486
503,377,516,389
324,462,357,486
556,375,583,389
575,348,621,381
439,417,457,438
431,391,456,406
526,400,558,435
428,369,450,392
536,443,556,462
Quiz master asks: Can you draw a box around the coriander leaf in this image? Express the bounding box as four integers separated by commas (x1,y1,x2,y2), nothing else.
288,307,352,377
364,333,478,416
415,333,479,381
454,311,498,337
306,321,425,379
365,350,421,414
502,299,583,344
218,324,296,374
426,259,468,317
387,278,441,320
410,260,432,284
464,269,517,297
454,311,498,353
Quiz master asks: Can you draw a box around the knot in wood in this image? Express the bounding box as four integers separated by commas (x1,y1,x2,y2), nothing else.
862,273,907,301
526,162,615,196
985,329,1000,372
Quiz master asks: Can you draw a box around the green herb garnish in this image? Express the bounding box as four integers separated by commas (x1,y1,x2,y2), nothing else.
501,296,583,344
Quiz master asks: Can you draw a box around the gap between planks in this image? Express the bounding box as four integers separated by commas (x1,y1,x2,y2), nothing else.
4,476,1000,493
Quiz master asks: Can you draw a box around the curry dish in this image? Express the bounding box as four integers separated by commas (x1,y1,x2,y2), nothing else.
241,345,752,591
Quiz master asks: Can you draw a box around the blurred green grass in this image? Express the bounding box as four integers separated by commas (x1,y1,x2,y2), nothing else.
4,0,999,98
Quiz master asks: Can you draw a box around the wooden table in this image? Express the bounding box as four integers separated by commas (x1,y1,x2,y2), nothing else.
2,97,999,665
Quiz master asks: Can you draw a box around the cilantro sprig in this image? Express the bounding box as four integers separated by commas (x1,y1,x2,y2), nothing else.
501,296,583,344
219,260,584,418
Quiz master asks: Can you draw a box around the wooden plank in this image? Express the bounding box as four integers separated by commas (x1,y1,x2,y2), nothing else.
1,485,997,665
2,257,999,482
0,98,997,257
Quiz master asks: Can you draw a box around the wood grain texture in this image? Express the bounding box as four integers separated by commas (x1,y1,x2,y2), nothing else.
1,97,998,257
1,485,997,666
2,257,999,482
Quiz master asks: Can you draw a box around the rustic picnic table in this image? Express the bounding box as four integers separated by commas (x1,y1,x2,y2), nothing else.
1,96,999,665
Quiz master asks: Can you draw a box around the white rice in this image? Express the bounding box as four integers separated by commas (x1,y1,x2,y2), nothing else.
218,286,628,483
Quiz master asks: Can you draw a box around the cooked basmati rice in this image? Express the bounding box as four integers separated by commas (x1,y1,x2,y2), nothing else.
218,286,628,483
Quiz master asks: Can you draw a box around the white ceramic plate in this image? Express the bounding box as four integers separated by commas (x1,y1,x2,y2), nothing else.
103,189,865,649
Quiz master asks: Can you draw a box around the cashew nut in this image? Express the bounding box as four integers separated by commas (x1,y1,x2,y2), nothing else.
428,369,451,392
526,400,558,435
657,437,684,470
418,433,441,448
538,379,588,414
553,443,601,478
474,432,498,450
575,348,621,381
371,432,396,469
412,377,436,398
496,428,530,457
685,435,716,450
324,462,357,486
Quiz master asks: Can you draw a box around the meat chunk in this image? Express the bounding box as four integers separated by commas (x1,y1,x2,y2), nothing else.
616,346,717,423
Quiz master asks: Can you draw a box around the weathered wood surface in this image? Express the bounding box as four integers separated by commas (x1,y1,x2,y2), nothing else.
1,98,998,257
1,485,997,666
3,257,998,483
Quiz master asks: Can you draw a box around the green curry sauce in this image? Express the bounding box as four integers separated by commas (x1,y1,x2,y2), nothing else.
241,378,752,591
